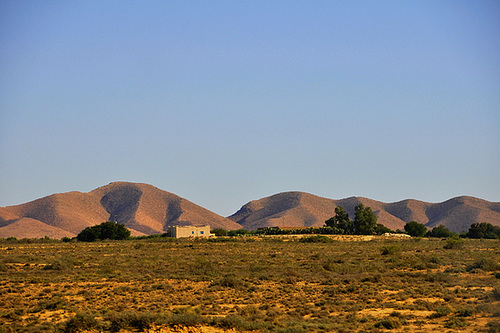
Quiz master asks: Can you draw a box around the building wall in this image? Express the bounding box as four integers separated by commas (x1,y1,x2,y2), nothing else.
168,225,211,238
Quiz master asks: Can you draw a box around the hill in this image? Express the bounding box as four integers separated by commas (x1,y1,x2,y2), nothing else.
228,192,500,233
1,184,498,238
0,182,242,239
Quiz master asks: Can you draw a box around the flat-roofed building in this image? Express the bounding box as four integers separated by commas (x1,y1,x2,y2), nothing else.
168,225,211,238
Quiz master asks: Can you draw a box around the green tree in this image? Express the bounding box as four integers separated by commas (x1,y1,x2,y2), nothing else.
77,226,100,242
404,221,427,237
426,225,455,238
375,223,393,235
77,221,130,242
325,206,353,234
353,204,377,235
466,223,500,239
211,228,228,236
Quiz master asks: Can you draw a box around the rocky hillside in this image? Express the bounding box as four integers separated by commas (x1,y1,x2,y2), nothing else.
0,182,242,239
229,192,500,233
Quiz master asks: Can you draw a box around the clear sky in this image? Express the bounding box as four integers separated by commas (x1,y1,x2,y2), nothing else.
1,1,499,216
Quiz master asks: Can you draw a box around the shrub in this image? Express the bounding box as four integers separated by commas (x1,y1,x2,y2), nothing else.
211,274,244,288
487,320,500,333
322,259,337,272
429,306,451,318
107,312,158,332
456,307,476,317
63,313,99,333
380,245,400,255
375,318,401,329
215,314,267,331
467,258,500,272
444,317,467,328
444,236,463,249
191,257,217,278
43,254,76,271
167,312,206,327
299,235,334,243
0,262,8,272
36,296,67,311
278,326,307,333
238,304,263,320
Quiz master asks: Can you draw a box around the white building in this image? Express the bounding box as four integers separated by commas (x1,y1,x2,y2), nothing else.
168,225,211,238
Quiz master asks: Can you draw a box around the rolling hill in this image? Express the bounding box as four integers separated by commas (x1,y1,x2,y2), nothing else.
1,184,498,238
228,192,500,233
0,182,242,239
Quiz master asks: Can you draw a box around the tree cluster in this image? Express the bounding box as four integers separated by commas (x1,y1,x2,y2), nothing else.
466,222,500,239
325,204,387,235
77,221,131,242
402,221,500,239
402,221,455,238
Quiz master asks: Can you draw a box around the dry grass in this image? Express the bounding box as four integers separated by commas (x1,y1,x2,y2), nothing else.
0,236,499,332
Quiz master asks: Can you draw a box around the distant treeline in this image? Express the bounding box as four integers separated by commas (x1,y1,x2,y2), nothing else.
1,209,499,243
212,222,500,239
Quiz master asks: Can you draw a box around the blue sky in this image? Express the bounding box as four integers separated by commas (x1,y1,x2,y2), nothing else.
1,1,499,215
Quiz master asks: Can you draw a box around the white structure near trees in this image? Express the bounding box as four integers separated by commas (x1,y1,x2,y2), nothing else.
168,225,211,238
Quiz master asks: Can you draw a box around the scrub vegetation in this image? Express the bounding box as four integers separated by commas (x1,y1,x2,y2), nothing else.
0,235,498,332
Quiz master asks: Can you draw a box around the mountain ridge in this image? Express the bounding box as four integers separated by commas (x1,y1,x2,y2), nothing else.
228,191,500,233
0,182,242,239
0,183,498,238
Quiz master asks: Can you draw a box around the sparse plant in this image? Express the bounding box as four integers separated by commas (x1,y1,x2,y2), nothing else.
43,254,77,271
444,317,467,328
487,320,500,333
456,307,476,317
429,306,451,318
375,318,401,329
211,274,243,288
444,236,463,249
191,257,217,278
63,313,99,333
467,258,500,272
0,262,7,272
380,244,400,255
167,312,206,327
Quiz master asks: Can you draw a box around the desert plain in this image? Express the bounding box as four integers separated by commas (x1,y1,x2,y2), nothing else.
0,234,499,332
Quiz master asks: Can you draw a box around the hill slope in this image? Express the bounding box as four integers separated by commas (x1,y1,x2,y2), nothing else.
229,192,500,233
1,185,498,238
0,182,242,238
